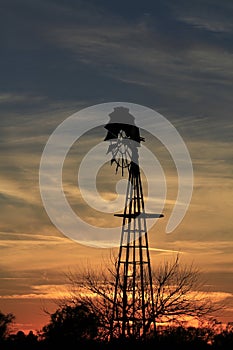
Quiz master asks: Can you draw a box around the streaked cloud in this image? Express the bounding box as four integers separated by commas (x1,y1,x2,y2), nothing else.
171,0,233,33
0,93,47,104
0,284,71,300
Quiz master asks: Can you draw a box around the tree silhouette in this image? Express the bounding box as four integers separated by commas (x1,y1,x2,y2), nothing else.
66,254,219,339
213,322,233,350
41,302,99,346
152,255,216,323
155,325,211,350
0,310,15,341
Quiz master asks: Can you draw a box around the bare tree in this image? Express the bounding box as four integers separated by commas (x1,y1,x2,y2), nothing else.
152,255,216,324
64,254,219,339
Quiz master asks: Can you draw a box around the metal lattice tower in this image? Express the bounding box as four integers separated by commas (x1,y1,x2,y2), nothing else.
104,107,163,339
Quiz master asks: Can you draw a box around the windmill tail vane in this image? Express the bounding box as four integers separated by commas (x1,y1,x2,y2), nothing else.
104,107,164,339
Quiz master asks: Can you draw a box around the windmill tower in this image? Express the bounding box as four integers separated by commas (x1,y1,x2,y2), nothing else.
104,107,164,339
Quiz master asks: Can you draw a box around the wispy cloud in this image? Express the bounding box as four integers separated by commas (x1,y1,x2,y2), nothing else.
0,93,47,104
0,284,71,300
149,247,183,254
171,0,233,33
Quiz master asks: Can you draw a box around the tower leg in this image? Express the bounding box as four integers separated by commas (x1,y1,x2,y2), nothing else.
111,165,156,339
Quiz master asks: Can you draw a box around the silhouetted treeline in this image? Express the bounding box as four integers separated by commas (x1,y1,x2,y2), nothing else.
1,325,233,350
1,307,233,350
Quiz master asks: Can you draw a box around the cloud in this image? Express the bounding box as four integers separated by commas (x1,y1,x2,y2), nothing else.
0,93,47,105
43,2,232,80
0,231,109,271
170,0,233,33
1,0,233,128
0,284,71,300
29,2,231,129
0,230,112,300
149,247,183,254
0,177,40,206
178,16,233,33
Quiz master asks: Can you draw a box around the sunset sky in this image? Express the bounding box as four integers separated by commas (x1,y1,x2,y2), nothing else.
1,0,233,333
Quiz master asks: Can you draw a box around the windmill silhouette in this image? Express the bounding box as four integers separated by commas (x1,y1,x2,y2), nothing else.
104,107,164,339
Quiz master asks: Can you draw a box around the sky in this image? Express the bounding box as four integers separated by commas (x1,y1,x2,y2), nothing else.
0,0,233,333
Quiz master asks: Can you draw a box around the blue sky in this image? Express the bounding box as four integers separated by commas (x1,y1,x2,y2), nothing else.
0,0,233,332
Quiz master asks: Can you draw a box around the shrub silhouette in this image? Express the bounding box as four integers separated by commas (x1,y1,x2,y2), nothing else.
0,311,15,342
212,323,233,350
41,302,99,347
